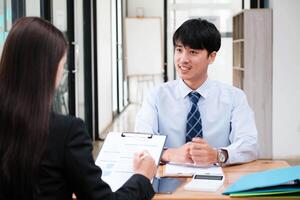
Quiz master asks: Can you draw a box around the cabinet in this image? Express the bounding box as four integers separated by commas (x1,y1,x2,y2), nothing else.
233,9,272,158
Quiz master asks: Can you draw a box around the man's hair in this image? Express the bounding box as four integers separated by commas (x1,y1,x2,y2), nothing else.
173,18,221,54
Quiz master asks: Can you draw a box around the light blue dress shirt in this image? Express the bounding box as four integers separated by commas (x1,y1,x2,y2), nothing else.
135,79,258,164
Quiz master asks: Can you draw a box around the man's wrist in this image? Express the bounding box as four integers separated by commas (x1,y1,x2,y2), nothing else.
216,149,228,166
161,147,170,163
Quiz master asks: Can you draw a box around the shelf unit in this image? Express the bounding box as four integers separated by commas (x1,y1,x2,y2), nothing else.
232,9,272,158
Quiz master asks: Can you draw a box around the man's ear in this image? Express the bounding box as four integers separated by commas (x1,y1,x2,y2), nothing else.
208,51,217,64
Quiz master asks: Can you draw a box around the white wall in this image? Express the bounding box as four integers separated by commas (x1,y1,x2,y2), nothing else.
26,0,40,17
97,0,113,133
208,38,232,85
127,0,164,103
52,0,67,32
270,0,300,158
127,0,164,18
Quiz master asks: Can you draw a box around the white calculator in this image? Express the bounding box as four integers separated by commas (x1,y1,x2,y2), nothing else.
184,173,224,192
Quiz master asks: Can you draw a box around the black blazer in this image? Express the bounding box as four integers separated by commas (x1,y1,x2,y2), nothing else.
36,113,154,200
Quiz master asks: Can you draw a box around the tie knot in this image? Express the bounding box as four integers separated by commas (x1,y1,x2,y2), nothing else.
188,92,200,104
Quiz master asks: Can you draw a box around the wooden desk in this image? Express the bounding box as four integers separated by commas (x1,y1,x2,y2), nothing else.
154,160,293,200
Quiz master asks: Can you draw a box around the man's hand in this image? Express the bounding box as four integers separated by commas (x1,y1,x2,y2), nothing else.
189,137,218,166
161,143,193,164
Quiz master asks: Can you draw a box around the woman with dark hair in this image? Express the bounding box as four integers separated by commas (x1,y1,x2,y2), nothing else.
0,17,156,200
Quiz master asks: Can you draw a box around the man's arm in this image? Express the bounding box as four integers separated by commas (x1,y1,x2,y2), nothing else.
224,91,258,164
135,88,159,134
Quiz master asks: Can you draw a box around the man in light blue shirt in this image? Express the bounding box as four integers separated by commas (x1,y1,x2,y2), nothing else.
135,18,258,166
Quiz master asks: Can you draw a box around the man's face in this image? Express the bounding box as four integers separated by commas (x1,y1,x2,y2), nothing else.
174,42,216,89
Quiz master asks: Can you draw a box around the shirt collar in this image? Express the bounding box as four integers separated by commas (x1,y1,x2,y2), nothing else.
177,78,211,99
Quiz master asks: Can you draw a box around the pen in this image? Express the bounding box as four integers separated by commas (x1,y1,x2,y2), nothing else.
140,152,150,160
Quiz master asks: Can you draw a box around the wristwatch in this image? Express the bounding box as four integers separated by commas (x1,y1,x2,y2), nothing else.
217,149,228,165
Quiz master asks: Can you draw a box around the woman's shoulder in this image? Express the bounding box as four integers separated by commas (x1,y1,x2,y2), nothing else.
46,113,90,161
49,113,86,138
51,112,84,125
51,112,82,121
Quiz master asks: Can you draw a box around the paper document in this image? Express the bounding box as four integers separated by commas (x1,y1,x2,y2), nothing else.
95,132,166,191
165,162,223,177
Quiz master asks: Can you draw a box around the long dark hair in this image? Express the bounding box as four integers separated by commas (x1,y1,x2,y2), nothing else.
0,17,67,199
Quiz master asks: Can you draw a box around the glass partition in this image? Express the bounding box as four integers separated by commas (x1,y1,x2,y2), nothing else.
0,0,12,53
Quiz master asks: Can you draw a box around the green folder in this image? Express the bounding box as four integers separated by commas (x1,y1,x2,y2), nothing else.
223,165,300,197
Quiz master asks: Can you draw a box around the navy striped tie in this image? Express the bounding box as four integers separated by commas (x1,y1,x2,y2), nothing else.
186,92,202,142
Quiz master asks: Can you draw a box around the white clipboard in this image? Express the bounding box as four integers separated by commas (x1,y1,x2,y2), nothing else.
95,132,166,191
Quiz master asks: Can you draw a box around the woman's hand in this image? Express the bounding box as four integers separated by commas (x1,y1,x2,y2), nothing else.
133,151,157,180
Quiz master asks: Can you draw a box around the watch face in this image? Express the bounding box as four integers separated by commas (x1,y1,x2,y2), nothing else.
218,150,226,163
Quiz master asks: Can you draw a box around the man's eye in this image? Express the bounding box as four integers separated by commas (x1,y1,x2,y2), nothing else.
190,50,198,54
176,48,182,52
